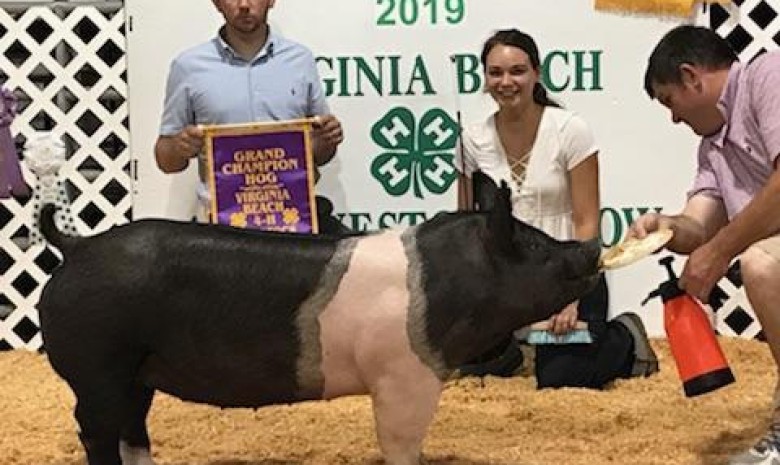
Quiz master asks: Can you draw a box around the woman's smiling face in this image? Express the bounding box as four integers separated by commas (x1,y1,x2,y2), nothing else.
484,44,540,110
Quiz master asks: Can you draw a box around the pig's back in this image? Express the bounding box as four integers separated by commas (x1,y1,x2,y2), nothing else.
38,220,354,407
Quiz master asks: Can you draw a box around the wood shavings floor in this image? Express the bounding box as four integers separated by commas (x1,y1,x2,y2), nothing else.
0,339,772,465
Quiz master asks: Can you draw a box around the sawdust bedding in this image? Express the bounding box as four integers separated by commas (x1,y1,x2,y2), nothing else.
0,338,773,465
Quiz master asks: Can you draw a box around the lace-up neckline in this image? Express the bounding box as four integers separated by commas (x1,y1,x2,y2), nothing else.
507,150,531,186
493,108,543,189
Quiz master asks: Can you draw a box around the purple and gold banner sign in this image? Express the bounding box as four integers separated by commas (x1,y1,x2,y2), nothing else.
203,119,318,233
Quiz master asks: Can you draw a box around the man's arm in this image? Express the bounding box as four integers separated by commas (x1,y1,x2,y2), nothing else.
714,51,780,256
706,165,780,259
678,168,780,301
673,194,729,253
311,114,343,166
154,125,204,174
629,193,728,255
304,48,341,167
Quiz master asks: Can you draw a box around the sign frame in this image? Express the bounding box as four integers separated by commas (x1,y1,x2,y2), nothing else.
201,118,319,233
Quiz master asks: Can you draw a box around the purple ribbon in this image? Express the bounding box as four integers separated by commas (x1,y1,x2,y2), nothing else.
0,86,30,198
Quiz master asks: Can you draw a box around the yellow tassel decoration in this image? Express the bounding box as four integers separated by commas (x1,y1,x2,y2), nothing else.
595,0,731,18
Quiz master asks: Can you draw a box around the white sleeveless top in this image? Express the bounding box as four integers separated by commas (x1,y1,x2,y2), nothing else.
457,106,598,241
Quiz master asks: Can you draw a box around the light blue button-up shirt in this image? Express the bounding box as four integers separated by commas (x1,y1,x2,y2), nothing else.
159,28,330,209
160,28,329,133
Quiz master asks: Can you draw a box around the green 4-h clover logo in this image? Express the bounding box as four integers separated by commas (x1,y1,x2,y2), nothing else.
370,107,458,199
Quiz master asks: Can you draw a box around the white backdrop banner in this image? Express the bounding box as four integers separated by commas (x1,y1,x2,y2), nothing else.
126,0,708,336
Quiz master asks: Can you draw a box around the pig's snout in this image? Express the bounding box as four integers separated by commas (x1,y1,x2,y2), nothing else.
562,238,602,292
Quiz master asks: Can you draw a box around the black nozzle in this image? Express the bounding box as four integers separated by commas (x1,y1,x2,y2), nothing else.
657,256,685,302
642,255,685,304
641,289,660,306
659,256,678,281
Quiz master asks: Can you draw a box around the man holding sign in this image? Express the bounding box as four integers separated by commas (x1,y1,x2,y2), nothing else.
154,0,344,232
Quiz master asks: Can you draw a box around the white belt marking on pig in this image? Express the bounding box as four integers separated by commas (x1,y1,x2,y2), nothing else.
314,229,441,399
296,237,359,399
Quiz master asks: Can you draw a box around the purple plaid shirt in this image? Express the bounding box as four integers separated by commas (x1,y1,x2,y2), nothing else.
689,50,780,220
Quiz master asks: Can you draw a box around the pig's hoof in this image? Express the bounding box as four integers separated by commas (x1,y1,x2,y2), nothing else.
119,441,156,465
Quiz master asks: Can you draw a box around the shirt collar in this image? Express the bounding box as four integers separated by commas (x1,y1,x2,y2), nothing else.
707,61,742,148
214,26,276,63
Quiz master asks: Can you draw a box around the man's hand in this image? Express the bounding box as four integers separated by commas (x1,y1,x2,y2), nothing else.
679,241,731,303
175,125,204,162
628,212,674,239
311,114,343,165
628,201,730,302
549,303,579,335
154,125,205,174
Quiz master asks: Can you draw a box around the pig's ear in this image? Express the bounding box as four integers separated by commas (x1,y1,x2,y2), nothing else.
472,170,499,211
486,179,515,254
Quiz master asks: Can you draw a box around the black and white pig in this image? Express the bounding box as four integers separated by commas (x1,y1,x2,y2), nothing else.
37,178,601,465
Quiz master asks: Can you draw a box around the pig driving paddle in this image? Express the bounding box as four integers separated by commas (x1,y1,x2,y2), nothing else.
515,320,593,345
599,228,674,271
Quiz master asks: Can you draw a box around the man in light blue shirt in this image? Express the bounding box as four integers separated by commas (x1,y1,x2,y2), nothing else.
155,0,343,225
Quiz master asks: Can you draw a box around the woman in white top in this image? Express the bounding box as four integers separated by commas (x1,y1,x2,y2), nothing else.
457,29,658,388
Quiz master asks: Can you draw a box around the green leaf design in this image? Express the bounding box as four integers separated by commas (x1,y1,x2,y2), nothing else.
419,153,458,195
371,152,413,197
370,107,458,199
371,107,415,152
418,109,458,152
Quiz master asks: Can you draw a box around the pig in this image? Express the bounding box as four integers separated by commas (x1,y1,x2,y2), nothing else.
36,175,601,465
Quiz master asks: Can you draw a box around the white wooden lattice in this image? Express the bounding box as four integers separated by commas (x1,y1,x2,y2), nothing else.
0,2,129,350
706,0,780,339
710,0,780,61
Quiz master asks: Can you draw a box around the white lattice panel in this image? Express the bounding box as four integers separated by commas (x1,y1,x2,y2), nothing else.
710,0,780,61
703,0,780,339
0,3,130,350
713,276,762,339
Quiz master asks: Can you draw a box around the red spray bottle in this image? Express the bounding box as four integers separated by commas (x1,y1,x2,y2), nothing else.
643,256,735,397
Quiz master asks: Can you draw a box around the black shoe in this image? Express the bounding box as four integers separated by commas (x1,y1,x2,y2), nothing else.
614,312,659,377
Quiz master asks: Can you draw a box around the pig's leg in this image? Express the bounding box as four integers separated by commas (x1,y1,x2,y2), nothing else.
74,392,124,465
119,387,156,465
370,370,442,465
72,373,140,465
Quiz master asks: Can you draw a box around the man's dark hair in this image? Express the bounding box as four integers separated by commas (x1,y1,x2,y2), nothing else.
644,25,737,99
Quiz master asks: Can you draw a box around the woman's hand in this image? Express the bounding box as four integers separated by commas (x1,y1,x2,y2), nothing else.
549,302,579,335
